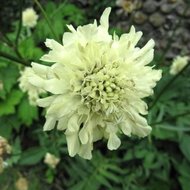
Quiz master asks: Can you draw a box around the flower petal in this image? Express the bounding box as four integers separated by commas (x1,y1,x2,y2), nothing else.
57,116,69,130
66,133,80,157
37,96,55,107
100,7,111,30
66,114,80,134
107,133,121,150
43,117,56,131
131,124,152,137
78,142,92,160
79,126,89,144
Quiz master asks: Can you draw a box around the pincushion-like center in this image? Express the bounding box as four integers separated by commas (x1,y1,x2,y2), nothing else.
80,62,126,112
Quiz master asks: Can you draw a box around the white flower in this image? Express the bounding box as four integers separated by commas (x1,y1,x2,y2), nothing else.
170,56,189,75
0,136,11,156
22,8,38,28
29,8,162,159
44,153,60,169
116,0,140,13
15,177,28,190
18,67,45,105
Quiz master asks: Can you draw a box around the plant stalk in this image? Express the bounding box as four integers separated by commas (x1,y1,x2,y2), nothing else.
34,0,58,41
15,0,23,46
0,51,28,66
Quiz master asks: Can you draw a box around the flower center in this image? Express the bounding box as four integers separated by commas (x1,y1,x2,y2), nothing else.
80,62,126,113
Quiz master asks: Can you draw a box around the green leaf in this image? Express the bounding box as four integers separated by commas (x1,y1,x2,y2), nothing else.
178,160,190,178
178,160,190,190
153,125,178,140
0,117,13,138
7,137,22,165
19,37,43,60
179,177,190,190
0,115,21,138
100,169,120,183
94,174,112,189
18,97,38,125
0,89,23,116
19,147,46,165
179,135,190,162
0,63,19,98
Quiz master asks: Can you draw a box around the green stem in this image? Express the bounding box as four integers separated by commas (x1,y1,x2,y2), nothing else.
0,31,24,60
15,0,23,46
13,0,25,61
34,0,58,41
0,51,28,66
51,0,68,17
149,62,190,110
0,31,12,46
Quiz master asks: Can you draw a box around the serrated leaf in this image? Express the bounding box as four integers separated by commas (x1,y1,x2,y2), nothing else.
0,117,13,138
0,63,19,98
19,37,43,60
18,97,38,125
100,169,120,183
0,89,23,116
153,126,178,140
94,174,112,189
0,115,21,138
19,147,46,165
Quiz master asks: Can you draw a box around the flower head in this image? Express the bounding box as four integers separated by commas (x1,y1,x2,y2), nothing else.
170,56,189,75
22,8,38,28
29,8,162,159
18,67,45,105
44,153,60,169
0,136,11,156
15,177,28,190
116,0,141,13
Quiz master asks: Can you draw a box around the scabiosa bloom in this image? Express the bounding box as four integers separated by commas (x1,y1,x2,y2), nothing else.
18,67,45,106
22,8,38,28
44,153,60,169
0,136,11,156
29,8,162,159
15,177,28,190
170,56,189,75
116,0,141,13
0,136,11,174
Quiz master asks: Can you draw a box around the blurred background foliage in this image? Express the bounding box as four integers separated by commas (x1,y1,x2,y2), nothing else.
0,0,190,190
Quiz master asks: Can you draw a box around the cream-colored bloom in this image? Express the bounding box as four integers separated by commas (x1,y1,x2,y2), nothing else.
22,8,38,28
116,0,141,13
29,8,162,159
18,67,45,105
15,177,28,190
170,56,189,75
44,153,60,169
0,136,11,156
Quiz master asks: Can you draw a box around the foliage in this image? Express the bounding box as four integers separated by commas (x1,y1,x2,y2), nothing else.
0,1,190,190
